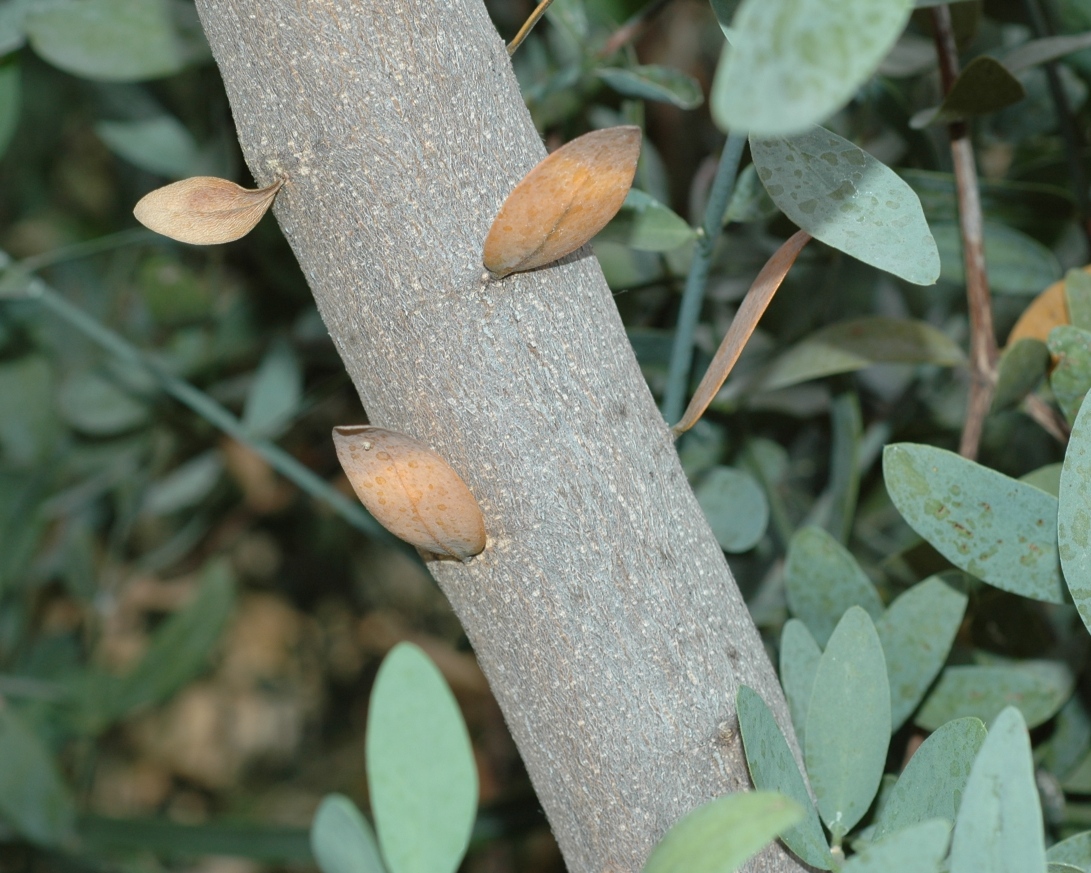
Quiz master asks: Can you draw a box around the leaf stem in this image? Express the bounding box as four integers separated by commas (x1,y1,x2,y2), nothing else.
662,131,747,427
0,254,388,539
930,6,998,460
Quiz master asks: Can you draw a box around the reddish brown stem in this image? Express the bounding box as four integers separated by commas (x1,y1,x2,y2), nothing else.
931,5,999,460
672,229,812,436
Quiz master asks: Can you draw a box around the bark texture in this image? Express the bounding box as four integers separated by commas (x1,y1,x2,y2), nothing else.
193,2,807,871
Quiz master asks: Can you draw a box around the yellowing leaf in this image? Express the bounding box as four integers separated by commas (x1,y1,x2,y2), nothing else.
133,176,283,244
483,126,641,278
333,426,486,562
1007,265,1090,346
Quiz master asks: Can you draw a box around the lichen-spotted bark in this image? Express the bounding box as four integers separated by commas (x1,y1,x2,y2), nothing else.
192,1,808,870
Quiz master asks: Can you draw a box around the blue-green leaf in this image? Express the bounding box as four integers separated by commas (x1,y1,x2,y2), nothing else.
694,466,769,553
141,450,223,516
882,443,1066,604
1048,831,1091,872
805,607,891,841
0,58,19,161
95,115,198,178
597,189,696,252
873,718,986,840
842,819,950,873
1066,268,1091,331
949,708,1046,873
932,221,1062,295
0,355,57,467
710,0,913,135
736,686,834,870
750,128,939,285
596,65,703,110
875,575,968,730
242,339,303,439
0,0,31,54
311,794,386,873
915,661,1073,731
784,526,883,647
1049,326,1091,425
641,791,802,873
0,707,76,847
992,338,1050,412
779,619,820,748
1060,399,1091,636
910,56,1026,128
367,643,477,873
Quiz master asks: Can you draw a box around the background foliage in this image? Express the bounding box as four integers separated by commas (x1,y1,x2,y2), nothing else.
3,0,1091,871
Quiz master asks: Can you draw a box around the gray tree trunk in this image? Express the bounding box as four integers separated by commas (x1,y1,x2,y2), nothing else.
193,1,808,871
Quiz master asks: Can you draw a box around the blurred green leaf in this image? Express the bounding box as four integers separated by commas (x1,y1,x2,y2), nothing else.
910,56,1025,128
642,790,802,873
0,473,49,595
750,129,939,285
1048,831,1091,872
710,0,913,135
1003,31,1091,73
312,794,386,873
1060,400,1091,637
95,115,199,178
915,661,1074,731
1041,696,1091,782
58,369,151,435
0,706,76,847
756,317,965,394
805,607,890,841
0,355,56,466
0,0,31,54
25,0,208,82
1049,325,1091,424
596,65,703,110
0,58,19,160
80,815,313,861
1065,268,1091,331
949,708,1046,873
136,254,213,324
367,643,477,873
784,526,883,647
841,819,950,873
106,559,236,719
242,339,303,439
597,189,695,252
736,686,834,870
779,619,820,748
873,717,985,840
876,575,967,730
694,466,768,553
932,221,1062,295
882,444,1066,603
723,163,778,224
140,450,223,516
991,338,1050,412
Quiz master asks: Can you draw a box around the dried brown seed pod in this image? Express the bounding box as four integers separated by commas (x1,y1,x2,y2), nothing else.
133,176,283,245
483,126,641,278
332,426,486,561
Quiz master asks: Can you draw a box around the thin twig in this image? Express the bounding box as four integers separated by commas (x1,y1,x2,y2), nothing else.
662,131,747,425
508,0,554,56
931,6,998,460
597,0,674,58
671,229,812,436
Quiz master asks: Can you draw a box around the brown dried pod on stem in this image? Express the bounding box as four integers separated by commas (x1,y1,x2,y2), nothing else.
134,176,284,245
333,426,486,561
483,126,641,278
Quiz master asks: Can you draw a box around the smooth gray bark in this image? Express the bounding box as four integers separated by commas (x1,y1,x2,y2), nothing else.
193,2,808,871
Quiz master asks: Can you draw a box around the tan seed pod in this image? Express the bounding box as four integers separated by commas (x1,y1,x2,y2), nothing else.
483,126,641,278
133,176,283,245
333,426,486,561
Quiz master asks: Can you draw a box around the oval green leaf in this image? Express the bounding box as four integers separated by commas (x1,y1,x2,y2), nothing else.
736,686,834,870
1048,831,1091,872
1049,326,1091,425
873,717,986,840
779,619,821,747
915,661,1074,731
694,466,769,553
842,819,951,873
641,790,803,873
910,56,1026,128
784,526,884,647
0,59,19,161
597,189,696,252
95,115,198,178
1060,399,1091,636
992,338,1050,412
1065,268,1091,331
805,607,891,841
243,339,303,439
875,575,968,731
949,708,1047,873
882,443,1066,604
596,65,704,110
0,707,76,847
751,128,939,285
311,794,387,873
711,0,913,135
932,221,1062,295
367,642,477,873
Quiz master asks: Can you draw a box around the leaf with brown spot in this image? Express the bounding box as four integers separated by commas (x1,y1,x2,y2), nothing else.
133,176,283,245
333,426,486,562
483,126,641,278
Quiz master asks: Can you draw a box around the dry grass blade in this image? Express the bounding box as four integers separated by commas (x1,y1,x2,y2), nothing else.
332,426,486,562
483,126,641,278
672,230,812,437
133,176,284,245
